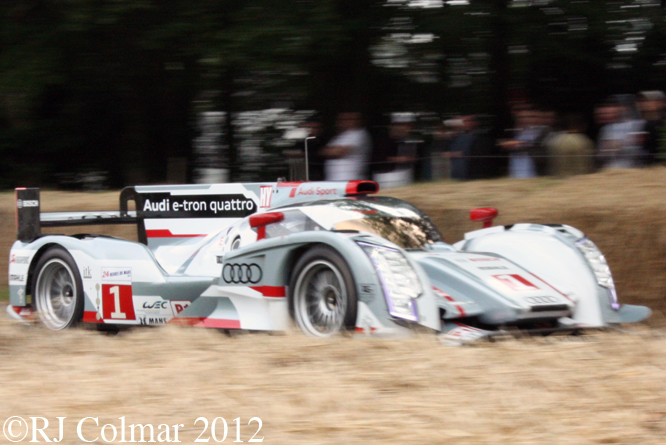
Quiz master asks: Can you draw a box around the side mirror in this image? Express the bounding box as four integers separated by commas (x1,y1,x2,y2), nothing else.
470,207,498,229
249,212,284,240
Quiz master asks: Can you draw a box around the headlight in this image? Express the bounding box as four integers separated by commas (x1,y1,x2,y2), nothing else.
358,242,422,321
575,238,612,286
575,237,619,310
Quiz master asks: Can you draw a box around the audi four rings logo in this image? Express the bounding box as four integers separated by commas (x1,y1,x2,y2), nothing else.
524,296,559,304
223,263,262,284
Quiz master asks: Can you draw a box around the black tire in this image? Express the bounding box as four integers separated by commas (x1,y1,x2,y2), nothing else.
32,247,85,330
289,245,357,337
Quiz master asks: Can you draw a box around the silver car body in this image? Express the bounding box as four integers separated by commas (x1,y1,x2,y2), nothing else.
7,181,650,341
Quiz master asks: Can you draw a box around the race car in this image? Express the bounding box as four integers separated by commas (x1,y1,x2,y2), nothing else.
7,180,651,343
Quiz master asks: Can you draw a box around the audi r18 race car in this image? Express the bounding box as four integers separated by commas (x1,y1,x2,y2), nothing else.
7,181,651,343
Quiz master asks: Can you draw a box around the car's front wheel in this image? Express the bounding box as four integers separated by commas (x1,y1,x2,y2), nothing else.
33,247,84,330
289,246,357,337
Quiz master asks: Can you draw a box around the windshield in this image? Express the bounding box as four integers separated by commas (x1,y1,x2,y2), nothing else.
265,197,442,249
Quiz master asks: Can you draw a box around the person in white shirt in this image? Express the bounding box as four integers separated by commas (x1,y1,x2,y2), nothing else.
598,99,645,170
320,112,372,180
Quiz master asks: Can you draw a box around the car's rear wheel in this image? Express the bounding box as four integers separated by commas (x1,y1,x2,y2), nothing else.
33,247,84,330
290,246,357,337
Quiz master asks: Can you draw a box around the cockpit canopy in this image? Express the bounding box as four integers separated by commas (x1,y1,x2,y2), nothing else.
265,197,442,249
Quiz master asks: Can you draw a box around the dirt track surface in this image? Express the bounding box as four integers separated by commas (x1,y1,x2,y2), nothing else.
2,169,666,444
2,319,666,444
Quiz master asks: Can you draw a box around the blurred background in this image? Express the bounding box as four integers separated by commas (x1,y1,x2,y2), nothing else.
2,0,666,188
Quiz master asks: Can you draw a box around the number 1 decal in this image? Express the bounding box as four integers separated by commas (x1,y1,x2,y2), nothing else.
493,274,540,292
102,284,136,320
109,286,126,319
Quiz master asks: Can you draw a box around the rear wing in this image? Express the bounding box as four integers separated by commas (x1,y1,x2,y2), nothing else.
15,180,379,245
15,187,139,243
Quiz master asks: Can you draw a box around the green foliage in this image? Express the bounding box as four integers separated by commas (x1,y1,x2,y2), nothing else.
1,0,665,186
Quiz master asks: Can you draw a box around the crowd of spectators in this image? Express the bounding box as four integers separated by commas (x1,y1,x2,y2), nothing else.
294,91,665,188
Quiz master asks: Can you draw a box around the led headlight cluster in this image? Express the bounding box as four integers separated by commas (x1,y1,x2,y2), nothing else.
358,242,422,321
575,237,620,309
576,238,612,287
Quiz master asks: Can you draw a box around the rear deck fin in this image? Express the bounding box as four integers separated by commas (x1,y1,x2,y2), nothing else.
16,187,41,242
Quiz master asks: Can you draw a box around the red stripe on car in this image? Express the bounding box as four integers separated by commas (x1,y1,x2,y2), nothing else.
170,317,241,329
82,311,102,323
277,181,305,187
526,272,574,302
250,286,286,298
146,230,206,238
432,286,467,317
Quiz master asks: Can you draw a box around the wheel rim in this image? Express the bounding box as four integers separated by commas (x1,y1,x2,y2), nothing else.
35,259,78,330
294,260,347,337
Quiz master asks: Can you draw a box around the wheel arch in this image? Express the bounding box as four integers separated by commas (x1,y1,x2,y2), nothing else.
283,242,326,286
224,233,377,289
30,243,87,329
26,242,69,303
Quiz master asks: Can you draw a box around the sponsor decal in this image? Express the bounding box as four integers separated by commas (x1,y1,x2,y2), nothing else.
16,199,39,209
170,301,191,315
441,325,488,344
524,295,559,304
10,254,29,264
222,263,262,284
289,186,338,198
9,274,25,282
493,274,540,292
359,284,375,303
142,300,169,310
102,284,136,320
134,297,178,325
469,257,500,262
101,268,132,282
477,266,509,271
360,284,375,295
82,266,93,280
139,192,256,218
260,186,273,208
139,316,169,325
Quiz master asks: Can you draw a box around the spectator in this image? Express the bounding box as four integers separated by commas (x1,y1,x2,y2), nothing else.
372,113,418,189
320,112,372,181
597,96,644,170
446,115,494,180
426,117,461,180
547,113,594,177
500,106,549,178
637,91,665,165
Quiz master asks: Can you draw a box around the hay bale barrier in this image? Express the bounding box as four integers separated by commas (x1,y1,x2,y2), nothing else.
2,169,666,444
